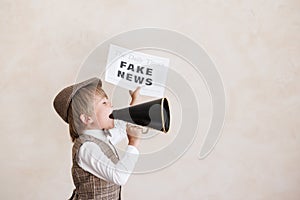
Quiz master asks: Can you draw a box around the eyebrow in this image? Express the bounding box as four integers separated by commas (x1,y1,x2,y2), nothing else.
93,96,107,103
99,97,108,102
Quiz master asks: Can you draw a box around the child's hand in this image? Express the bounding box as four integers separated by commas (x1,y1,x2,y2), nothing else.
126,124,142,147
129,87,141,105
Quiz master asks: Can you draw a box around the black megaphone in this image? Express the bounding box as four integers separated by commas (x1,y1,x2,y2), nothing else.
109,98,170,133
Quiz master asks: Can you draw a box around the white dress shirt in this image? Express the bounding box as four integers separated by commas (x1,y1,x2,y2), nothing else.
77,120,139,186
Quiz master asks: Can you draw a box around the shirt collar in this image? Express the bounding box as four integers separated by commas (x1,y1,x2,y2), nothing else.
82,129,112,142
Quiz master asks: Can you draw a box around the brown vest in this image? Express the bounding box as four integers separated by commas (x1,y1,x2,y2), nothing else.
71,134,121,200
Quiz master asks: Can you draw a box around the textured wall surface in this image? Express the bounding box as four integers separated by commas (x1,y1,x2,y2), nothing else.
0,0,299,199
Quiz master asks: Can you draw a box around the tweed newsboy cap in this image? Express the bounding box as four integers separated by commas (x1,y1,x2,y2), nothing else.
53,77,102,123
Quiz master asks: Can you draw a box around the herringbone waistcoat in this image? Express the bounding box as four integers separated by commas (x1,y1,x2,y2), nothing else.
71,134,121,200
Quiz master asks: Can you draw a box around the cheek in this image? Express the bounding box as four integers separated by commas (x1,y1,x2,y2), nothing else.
95,111,106,122
95,107,114,127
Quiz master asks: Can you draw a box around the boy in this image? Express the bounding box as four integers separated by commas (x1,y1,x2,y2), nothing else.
53,77,142,200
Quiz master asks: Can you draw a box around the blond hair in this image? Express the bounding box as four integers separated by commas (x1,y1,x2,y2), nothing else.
67,82,107,142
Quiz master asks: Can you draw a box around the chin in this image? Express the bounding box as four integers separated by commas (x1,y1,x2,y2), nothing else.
108,125,114,129
108,120,114,129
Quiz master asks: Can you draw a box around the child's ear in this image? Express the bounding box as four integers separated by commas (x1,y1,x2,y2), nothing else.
79,114,94,125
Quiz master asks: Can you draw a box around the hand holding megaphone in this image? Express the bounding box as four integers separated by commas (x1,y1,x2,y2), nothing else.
126,123,143,147
129,86,142,106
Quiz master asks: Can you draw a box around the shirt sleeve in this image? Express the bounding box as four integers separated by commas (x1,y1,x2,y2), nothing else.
77,141,139,186
109,120,128,145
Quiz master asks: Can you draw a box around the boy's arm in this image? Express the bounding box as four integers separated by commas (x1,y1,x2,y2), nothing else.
109,87,142,145
78,142,139,186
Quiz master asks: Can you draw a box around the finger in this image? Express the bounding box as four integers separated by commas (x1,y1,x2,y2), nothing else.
142,128,149,134
126,124,143,133
134,86,141,94
127,124,141,129
127,126,143,132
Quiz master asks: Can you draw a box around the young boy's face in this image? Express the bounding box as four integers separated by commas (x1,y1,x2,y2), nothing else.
93,95,114,130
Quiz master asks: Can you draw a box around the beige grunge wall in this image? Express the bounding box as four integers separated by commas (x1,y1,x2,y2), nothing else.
1,0,299,199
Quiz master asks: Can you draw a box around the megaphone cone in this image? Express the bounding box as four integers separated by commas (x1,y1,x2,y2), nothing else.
109,98,170,133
